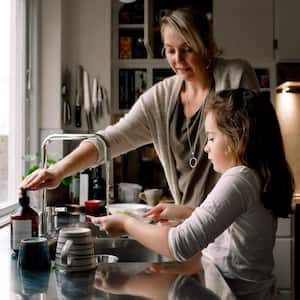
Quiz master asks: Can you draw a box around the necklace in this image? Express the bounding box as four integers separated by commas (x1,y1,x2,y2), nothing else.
186,117,202,168
185,91,210,169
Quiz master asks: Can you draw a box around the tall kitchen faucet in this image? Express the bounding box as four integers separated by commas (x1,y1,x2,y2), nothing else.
39,133,112,237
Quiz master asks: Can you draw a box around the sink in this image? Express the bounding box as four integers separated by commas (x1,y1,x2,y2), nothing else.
50,221,171,263
94,236,170,263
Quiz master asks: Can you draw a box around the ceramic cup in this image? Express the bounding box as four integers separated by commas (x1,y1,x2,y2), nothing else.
118,183,143,203
139,189,163,206
55,227,96,272
18,237,51,272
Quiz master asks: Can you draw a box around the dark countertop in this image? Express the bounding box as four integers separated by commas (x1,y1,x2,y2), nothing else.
0,225,237,300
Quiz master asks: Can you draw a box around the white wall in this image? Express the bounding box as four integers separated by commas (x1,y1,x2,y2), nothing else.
61,0,111,134
38,0,111,155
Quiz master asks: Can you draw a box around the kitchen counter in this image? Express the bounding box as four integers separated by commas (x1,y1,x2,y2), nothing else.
0,225,237,300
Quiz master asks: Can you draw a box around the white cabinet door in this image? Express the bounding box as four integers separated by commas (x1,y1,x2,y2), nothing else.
277,218,292,237
213,0,274,63
274,0,300,61
273,239,292,289
276,290,293,300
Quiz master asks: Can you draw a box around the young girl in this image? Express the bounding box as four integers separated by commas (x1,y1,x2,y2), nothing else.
93,88,294,299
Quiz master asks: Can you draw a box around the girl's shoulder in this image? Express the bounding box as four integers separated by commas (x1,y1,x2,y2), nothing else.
221,166,261,193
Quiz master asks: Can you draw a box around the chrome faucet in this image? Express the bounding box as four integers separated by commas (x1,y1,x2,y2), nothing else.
39,133,113,237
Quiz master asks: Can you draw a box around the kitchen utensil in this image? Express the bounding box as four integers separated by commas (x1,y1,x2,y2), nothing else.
83,70,93,131
92,78,98,121
75,65,83,128
139,188,163,206
102,86,110,114
62,84,72,125
97,84,103,117
18,237,51,271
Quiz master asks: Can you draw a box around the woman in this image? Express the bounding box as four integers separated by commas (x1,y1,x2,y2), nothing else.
90,89,294,299
21,7,259,208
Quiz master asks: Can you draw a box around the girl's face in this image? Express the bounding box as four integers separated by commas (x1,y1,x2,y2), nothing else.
162,26,205,81
204,112,238,174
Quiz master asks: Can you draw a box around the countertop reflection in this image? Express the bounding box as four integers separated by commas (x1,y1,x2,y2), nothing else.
1,225,236,300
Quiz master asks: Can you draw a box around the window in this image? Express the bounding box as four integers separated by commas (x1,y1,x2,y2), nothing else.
0,0,28,224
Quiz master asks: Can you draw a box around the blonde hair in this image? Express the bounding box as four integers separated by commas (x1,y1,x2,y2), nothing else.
160,7,220,66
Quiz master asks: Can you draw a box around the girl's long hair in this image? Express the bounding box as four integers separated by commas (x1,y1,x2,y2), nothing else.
205,88,294,218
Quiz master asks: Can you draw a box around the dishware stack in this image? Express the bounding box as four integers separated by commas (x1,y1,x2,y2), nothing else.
55,227,96,273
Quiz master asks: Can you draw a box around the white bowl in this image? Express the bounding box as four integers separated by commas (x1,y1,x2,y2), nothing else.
107,203,151,219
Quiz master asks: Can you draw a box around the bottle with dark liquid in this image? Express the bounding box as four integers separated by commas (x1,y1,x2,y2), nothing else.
11,189,39,257
91,166,106,215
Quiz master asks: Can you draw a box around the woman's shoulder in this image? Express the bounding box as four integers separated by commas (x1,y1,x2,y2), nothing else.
149,74,181,93
213,57,259,91
140,74,182,105
215,57,254,73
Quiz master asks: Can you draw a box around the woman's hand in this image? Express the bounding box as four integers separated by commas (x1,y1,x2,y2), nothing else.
19,168,62,191
90,215,131,237
144,203,193,223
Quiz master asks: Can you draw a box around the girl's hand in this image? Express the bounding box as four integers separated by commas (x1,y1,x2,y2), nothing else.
90,215,130,237
143,203,193,223
19,168,62,191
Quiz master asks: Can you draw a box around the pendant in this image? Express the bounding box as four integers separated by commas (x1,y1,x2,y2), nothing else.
189,156,198,169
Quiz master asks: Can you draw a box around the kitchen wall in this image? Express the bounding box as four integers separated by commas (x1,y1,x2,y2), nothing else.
38,0,111,155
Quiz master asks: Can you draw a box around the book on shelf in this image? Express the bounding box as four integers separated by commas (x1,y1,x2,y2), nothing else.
119,69,147,109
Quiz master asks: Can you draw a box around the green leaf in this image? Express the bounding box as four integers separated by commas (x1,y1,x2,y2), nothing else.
61,176,72,186
26,165,40,176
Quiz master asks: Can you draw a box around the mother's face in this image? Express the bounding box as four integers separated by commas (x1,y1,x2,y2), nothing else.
162,26,207,81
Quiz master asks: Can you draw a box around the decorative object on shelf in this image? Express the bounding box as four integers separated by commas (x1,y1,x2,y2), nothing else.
119,36,132,59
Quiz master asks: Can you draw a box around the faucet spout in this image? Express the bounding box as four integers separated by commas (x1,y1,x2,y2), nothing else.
39,133,112,237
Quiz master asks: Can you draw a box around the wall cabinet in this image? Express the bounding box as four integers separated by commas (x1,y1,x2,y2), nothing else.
213,0,274,64
274,0,300,61
111,0,210,114
273,217,295,300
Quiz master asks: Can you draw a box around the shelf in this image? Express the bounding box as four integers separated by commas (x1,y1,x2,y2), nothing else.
118,24,144,30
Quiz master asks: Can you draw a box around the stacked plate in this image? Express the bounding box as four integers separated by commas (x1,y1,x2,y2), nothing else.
55,227,96,272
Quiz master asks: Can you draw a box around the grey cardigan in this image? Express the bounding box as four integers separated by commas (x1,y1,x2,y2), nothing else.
89,58,259,204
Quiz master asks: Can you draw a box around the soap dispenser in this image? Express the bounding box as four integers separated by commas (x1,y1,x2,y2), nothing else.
11,189,39,256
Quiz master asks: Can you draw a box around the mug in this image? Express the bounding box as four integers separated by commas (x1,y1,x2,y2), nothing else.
56,227,96,272
139,189,163,206
18,237,51,272
118,183,143,203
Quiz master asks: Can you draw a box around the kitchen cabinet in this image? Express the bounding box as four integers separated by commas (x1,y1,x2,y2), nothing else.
274,0,300,61
111,0,210,114
213,0,274,64
273,217,295,300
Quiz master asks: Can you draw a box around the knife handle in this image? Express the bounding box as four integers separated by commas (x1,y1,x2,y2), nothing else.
75,105,81,127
